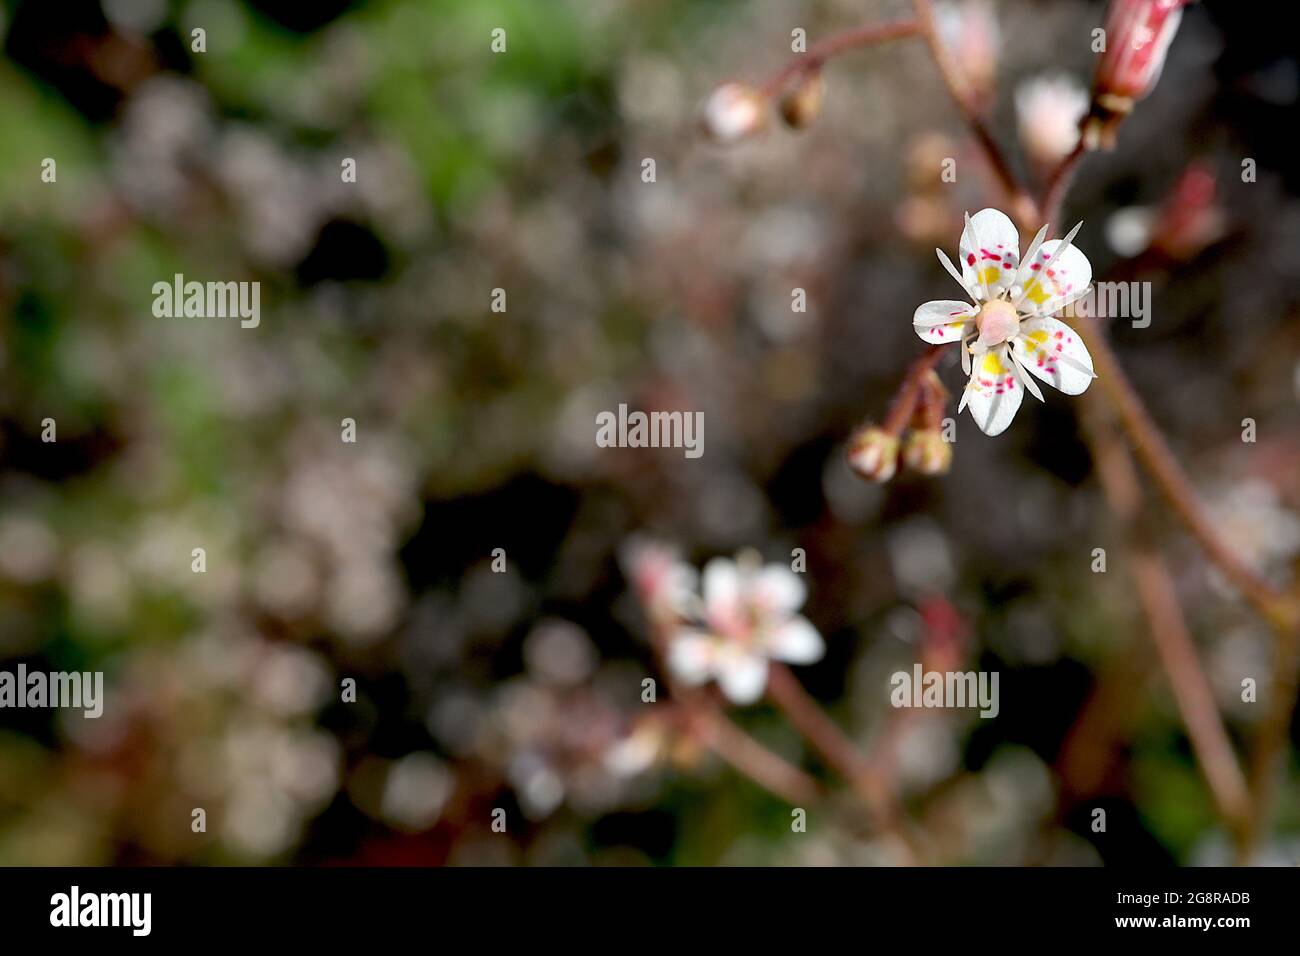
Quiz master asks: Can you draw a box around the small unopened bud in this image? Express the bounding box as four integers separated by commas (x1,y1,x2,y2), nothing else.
902,429,953,475
779,71,825,129
1015,74,1088,170
1150,162,1226,260
847,426,900,483
1084,0,1189,150
935,0,1001,106
700,82,767,143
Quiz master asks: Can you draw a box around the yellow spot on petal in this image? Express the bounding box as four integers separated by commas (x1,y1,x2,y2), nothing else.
1022,278,1050,306
981,352,1007,375
1021,329,1050,352
980,266,1001,286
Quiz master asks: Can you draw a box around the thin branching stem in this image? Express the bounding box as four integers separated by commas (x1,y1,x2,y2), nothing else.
758,19,923,99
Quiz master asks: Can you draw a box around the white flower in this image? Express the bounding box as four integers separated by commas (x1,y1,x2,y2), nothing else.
699,83,766,143
620,536,698,622
667,552,824,705
1015,74,1088,168
913,208,1097,436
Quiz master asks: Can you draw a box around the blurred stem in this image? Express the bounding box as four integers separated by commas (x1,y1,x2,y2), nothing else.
1079,389,1253,843
759,19,922,98
686,706,822,807
1243,620,1300,857
882,346,945,435
911,0,1039,228
1076,315,1300,634
1041,141,1088,228
766,664,924,863
648,621,821,806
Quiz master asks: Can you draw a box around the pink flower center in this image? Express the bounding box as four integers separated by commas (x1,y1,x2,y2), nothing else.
974,299,1020,348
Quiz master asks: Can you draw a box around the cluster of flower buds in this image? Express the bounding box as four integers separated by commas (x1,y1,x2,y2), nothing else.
848,370,952,482
699,70,826,143
1083,0,1191,150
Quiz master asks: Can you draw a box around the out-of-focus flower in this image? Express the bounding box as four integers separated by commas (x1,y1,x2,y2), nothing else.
602,714,671,778
619,537,698,623
379,753,455,832
847,426,900,482
935,0,1001,105
0,514,58,583
1015,74,1088,170
699,82,767,143
1149,162,1227,260
1206,479,1300,586
779,71,825,130
666,551,824,704
1084,0,1191,150
1104,162,1226,261
523,619,598,687
913,208,1096,435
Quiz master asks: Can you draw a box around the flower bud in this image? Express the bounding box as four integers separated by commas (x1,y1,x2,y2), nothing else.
699,82,767,143
779,71,825,130
1084,0,1189,150
1015,74,1088,170
1150,162,1226,260
902,429,953,475
847,426,900,483
935,0,1001,106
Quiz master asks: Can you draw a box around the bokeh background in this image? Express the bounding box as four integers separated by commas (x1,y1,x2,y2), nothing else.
0,0,1297,865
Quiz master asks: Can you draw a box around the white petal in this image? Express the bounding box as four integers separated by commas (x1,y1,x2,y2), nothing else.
1016,235,1091,316
715,651,769,705
667,630,716,685
1008,347,1045,402
961,346,1024,436
751,564,806,614
701,557,741,623
960,208,1021,298
765,616,825,664
1011,317,1096,395
913,300,976,345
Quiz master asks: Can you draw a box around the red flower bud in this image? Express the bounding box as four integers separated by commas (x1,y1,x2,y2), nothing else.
1084,0,1191,150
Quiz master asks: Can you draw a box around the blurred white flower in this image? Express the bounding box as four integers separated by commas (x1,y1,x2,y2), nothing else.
913,208,1096,435
667,551,824,705
620,537,698,623
1015,74,1088,169
380,753,455,831
1206,479,1300,584
935,0,1001,102
699,82,767,143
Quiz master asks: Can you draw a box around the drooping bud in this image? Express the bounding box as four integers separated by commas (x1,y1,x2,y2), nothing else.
1015,74,1089,171
902,429,953,476
699,82,768,143
1083,0,1190,150
779,70,825,130
847,426,900,483
902,370,953,475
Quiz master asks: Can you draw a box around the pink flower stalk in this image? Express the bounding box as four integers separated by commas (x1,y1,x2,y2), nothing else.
1084,0,1192,149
